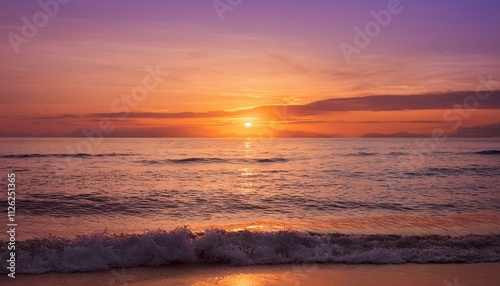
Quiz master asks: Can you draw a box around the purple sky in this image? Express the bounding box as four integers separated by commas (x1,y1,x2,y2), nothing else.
1,0,499,137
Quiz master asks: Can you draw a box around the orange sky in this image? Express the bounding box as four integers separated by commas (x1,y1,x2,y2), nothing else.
1,0,499,137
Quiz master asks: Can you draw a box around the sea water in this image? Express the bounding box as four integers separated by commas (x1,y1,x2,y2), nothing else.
1,138,499,273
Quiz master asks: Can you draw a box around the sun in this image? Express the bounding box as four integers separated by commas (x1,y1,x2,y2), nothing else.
244,122,252,128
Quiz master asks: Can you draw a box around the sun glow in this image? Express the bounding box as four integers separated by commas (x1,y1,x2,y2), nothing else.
244,122,252,128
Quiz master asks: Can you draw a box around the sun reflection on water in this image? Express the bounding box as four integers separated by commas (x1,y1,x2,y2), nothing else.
193,273,275,286
244,140,252,158
239,139,255,194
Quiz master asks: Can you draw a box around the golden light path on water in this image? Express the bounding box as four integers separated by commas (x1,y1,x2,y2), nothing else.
194,213,500,237
2,138,500,240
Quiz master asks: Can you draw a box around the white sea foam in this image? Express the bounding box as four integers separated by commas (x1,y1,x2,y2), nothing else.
1,229,499,274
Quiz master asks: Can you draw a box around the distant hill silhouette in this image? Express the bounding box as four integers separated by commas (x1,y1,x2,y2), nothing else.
362,132,429,138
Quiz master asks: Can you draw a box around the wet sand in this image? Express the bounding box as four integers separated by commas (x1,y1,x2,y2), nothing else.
2,263,499,286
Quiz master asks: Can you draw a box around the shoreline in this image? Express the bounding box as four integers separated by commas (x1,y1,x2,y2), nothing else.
1,263,499,286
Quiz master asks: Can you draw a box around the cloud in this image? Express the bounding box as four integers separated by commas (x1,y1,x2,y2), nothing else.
31,90,500,122
302,90,500,113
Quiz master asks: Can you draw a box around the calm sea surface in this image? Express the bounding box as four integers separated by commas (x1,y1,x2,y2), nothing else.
1,138,499,273
2,138,499,238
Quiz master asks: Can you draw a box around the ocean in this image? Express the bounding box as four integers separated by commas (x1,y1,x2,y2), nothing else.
1,138,499,274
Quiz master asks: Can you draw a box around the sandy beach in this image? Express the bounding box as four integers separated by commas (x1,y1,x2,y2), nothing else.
2,263,498,286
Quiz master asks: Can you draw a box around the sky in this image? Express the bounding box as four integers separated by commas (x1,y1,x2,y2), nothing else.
1,0,499,137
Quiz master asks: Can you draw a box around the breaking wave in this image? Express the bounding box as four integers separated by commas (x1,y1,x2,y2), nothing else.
1,229,499,274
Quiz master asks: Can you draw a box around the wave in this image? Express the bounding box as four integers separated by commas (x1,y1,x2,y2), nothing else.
0,153,133,159
403,166,500,177
338,151,450,157
139,157,288,165
386,152,407,156
345,150,500,157
8,191,500,217
170,158,226,163
473,150,500,155
1,229,498,274
345,152,378,156
255,158,288,163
